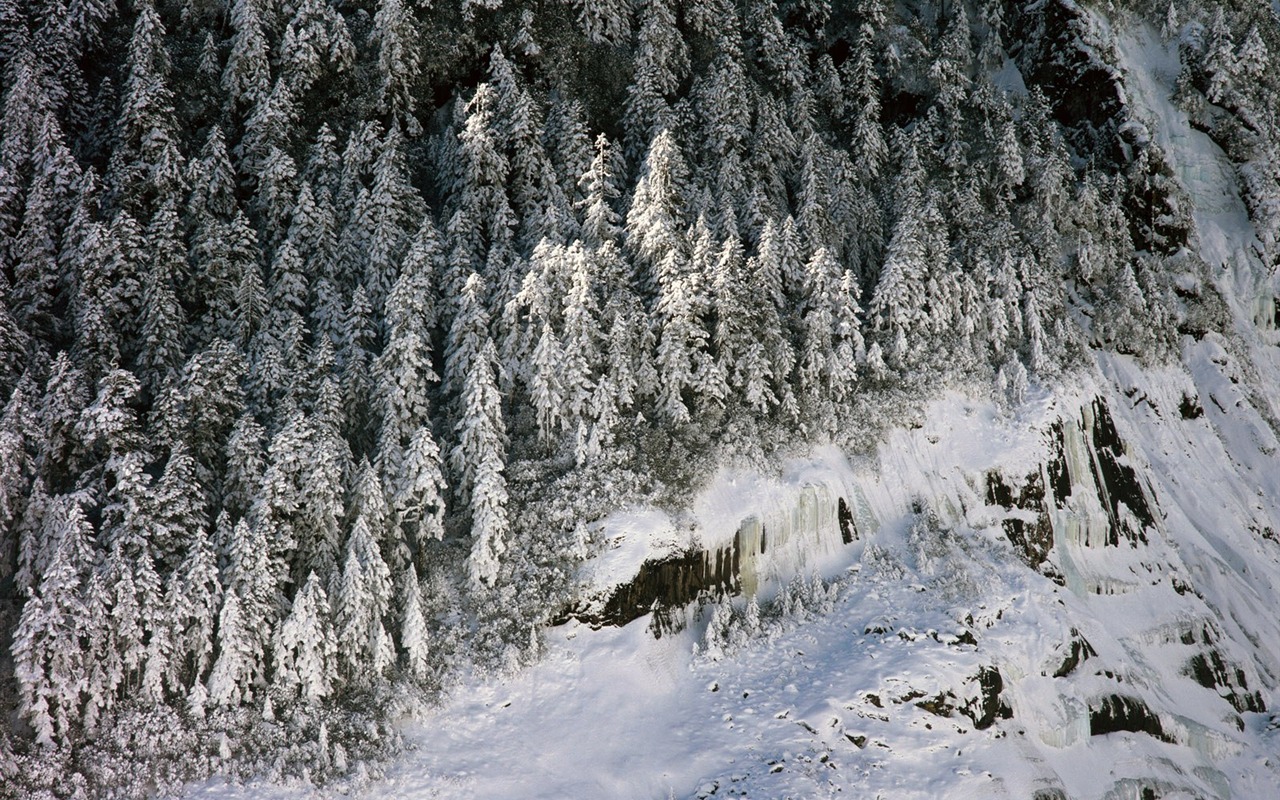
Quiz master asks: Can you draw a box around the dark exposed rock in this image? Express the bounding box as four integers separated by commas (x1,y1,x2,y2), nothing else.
1050,629,1097,678
986,471,1014,510
1178,393,1205,419
1185,649,1265,714
838,497,856,544
915,692,958,718
1088,399,1156,545
1046,421,1073,507
1008,0,1126,159
912,667,1011,730
560,496,856,630
986,471,1055,571
565,538,741,629
965,667,1014,730
1089,695,1174,742
1125,147,1193,255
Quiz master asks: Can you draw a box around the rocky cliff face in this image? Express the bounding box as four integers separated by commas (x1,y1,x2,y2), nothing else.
563,23,1280,773
278,6,1280,796
566,354,1280,797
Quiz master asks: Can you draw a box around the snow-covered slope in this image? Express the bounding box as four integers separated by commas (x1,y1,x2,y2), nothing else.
182,18,1280,800
186,362,1280,799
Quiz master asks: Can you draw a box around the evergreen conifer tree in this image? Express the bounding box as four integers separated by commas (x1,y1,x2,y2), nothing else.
623,0,687,157
397,564,431,681
373,0,422,134
223,0,271,110
449,276,509,588
274,571,336,703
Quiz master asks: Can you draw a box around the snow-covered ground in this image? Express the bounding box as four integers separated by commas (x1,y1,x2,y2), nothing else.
181,18,1280,800
183,356,1280,799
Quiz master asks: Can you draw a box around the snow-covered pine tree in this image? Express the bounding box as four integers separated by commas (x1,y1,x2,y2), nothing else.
578,134,624,250
213,512,277,699
449,275,509,589
449,84,516,297
223,0,271,111
333,514,395,682
443,263,491,401
0,387,34,584
574,0,630,45
397,564,431,682
151,441,207,571
339,285,377,449
273,570,336,703
560,242,601,439
287,181,338,326
395,424,447,554
529,319,565,444
545,96,593,215
361,127,424,318
376,226,446,547
297,413,348,584
490,48,571,254
280,0,354,98
222,412,266,522
1204,9,1236,106
373,0,422,135
9,134,69,345
252,144,300,247
206,589,256,708
848,22,887,181
710,231,755,408
173,519,221,695
870,140,929,365
832,269,865,399
107,0,186,217
66,177,120,381
623,0,688,158
137,201,187,397
653,262,715,424
11,496,91,747
696,26,751,170
798,246,841,406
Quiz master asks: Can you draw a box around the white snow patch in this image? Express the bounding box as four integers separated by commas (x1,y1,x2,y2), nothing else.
993,56,1028,97
581,506,683,591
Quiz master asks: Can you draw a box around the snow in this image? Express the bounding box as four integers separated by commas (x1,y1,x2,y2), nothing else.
178,18,1280,800
181,349,1280,799
992,56,1029,98
581,506,683,591
1116,25,1280,416
1116,29,1253,264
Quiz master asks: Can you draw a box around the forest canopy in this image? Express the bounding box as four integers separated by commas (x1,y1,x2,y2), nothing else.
0,0,1277,795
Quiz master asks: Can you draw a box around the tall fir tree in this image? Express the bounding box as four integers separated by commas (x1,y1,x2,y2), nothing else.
449,276,509,589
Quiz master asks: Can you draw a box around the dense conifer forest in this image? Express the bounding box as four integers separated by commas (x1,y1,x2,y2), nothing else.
0,0,1278,794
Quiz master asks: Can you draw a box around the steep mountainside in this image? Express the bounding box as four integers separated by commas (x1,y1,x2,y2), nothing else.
2,0,1280,797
